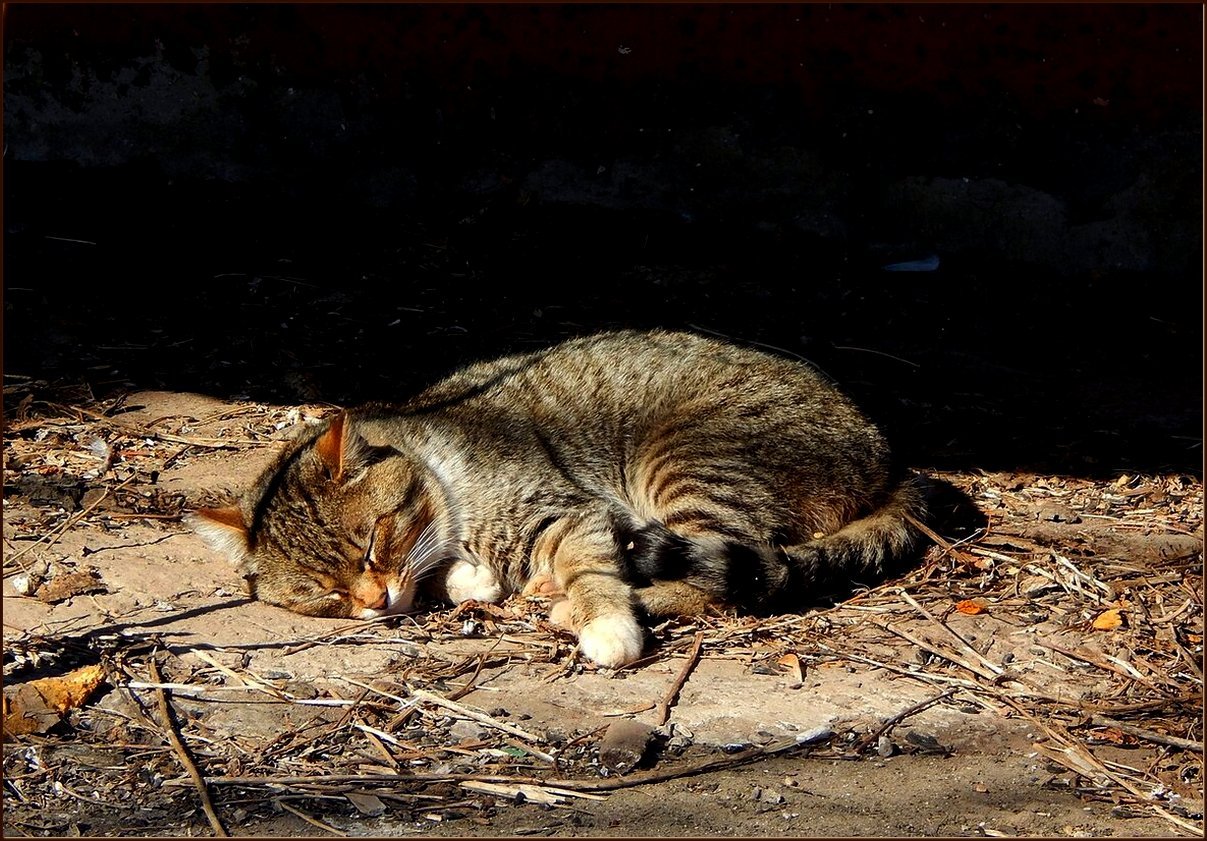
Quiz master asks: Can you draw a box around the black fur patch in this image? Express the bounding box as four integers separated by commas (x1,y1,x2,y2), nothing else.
722,541,784,607
619,521,694,584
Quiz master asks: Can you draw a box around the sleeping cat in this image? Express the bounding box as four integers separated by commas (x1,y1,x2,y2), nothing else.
189,329,927,668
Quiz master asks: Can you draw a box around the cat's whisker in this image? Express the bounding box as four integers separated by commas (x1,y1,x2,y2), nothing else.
406,520,442,562
407,538,459,580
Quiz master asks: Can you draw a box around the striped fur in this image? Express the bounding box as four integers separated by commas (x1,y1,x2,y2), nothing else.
190,329,928,667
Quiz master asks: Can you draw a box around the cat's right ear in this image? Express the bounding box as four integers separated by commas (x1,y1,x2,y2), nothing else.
186,506,251,565
314,412,371,481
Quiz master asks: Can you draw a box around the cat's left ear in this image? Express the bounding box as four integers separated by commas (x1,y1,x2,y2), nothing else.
314,412,372,481
187,506,251,565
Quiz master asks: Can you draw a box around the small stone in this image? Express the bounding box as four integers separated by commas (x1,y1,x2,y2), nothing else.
282,681,318,700
449,719,486,742
876,735,895,757
345,792,386,816
904,731,949,755
598,719,654,774
795,725,833,745
11,571,43,596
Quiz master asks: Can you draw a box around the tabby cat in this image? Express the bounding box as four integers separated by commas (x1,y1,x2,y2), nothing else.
190,329,927,668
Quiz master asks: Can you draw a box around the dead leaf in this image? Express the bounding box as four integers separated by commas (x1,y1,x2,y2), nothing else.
3,663,106,739
1091,608,1125,631
1092,727,1139,746
1021,575,1060,597
35,568,107,603
956,599,988,616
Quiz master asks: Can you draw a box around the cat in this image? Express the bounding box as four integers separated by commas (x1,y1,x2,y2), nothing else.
189,329,928,668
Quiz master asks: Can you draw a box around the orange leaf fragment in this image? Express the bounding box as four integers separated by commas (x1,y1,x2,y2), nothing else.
1095,727,1139,746
955,599,987,616
1091,608,1125,631
776,653,805,684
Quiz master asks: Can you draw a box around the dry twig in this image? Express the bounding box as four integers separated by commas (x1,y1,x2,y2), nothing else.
654,631,705,726
147,657,229,837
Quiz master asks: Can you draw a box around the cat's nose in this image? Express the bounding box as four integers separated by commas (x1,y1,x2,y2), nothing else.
352,579,389,611
361,589,388,611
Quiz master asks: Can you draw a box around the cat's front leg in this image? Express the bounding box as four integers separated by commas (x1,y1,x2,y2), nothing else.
534,512,644,669
442,559,505,604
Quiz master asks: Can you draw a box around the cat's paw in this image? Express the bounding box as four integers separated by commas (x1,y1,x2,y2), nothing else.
444,560,504,603
547,596,574,629
577,613,645,669
522,572,564,597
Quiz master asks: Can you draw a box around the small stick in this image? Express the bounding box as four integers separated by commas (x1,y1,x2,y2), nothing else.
903,512,981,565
1088,714,1204,753
897,589,1004,677
356,724,403,771
1033,640,1164,692
148,658,229,837
876,622,999,682
1152,598,1196,625
409,687,543,742
850,688,957,754
187,734,831,794
654,631,705,726
998,694,1202,835
102,512,182,521
448,648,493,701
126,681,372,707
275,799,348,836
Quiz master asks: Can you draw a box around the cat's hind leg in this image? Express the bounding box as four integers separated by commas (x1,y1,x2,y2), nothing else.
532,509,644,668
633,579,720,618
521,571,563,597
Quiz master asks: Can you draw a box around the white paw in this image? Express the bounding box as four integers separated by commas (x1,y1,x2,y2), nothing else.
577,613,645,669
444,560,504,603
548,597,574,629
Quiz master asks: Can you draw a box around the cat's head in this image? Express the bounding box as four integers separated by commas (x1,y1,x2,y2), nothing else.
187,412,447,619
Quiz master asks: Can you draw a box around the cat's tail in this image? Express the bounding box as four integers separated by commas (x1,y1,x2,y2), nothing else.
623,474,931,613
778,475,929,600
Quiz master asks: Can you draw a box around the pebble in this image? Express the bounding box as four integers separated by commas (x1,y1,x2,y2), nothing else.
598,719,654,773
449,719,486,742
876,735,895,757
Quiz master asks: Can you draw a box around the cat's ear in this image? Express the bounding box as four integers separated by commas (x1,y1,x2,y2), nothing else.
314,412,372,481
187,506,251,565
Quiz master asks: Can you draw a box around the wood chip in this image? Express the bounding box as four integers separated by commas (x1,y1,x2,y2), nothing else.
3,664,105,738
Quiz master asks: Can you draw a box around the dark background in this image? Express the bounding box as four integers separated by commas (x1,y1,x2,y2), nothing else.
3,3,1203,477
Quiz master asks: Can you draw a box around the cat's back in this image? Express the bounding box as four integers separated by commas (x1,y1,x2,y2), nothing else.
394,328,840,427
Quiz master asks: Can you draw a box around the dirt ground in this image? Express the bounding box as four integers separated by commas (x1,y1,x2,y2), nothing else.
2,388,1202,837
